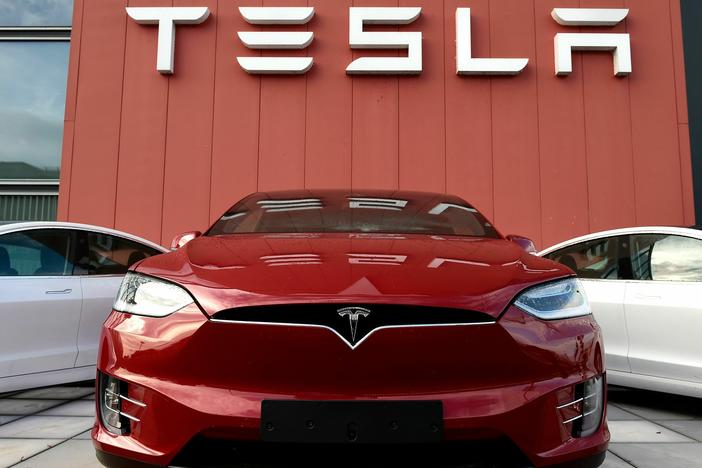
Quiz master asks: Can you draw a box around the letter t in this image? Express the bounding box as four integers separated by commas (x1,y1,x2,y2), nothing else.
126,7,210,74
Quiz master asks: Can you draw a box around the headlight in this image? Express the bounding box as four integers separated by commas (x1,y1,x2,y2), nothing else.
113,272,194,317
514,278,590,320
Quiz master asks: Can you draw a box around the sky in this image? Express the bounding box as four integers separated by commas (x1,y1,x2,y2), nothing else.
0,42,69,173
0,0,73,26
0,1,72,176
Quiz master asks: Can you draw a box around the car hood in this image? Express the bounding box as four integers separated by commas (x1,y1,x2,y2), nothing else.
136,233,571,318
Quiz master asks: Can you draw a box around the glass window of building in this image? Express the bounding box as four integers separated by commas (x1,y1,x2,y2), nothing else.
0,0,72,223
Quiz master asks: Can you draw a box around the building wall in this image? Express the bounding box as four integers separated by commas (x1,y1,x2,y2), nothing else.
58,0,695,248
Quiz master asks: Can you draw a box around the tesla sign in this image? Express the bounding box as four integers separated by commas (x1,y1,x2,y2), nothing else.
126,6,632,77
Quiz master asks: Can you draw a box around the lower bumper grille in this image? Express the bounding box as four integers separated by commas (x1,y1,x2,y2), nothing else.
170,437,534,468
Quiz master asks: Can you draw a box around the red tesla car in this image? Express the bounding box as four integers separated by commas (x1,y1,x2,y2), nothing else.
93,190,608,468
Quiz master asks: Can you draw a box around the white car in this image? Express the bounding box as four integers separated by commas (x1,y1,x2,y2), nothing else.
0,222,166,393
540,226,702,398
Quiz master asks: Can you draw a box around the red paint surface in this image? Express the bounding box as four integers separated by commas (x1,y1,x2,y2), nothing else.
59,0,694,248
92,213,608,465
95,306,608,466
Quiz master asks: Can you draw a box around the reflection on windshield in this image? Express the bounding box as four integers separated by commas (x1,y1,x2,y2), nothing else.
348,254,407,266
209,194,500,239
261,254,322,266
348,197,408,210
257,198,323,212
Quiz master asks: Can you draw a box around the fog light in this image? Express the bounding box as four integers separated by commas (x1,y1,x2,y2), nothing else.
575,375,604,437
557,375,605,438
98,372,136,435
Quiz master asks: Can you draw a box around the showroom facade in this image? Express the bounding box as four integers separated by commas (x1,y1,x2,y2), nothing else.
53,0,698,248
0,1,72,223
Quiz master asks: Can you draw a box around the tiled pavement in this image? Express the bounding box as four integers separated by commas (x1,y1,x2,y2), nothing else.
0,384,700,467
0,384,97,467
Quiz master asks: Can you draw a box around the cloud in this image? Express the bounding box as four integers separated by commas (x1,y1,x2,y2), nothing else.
651,236,702,282
0,108,63,169
0,42,69,172
0,0,73,26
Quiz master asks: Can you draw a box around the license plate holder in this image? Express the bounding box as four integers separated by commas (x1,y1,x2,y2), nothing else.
260,400,443,444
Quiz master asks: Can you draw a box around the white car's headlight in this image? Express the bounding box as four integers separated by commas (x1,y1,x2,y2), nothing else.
514,278,590,320
113,272,194,317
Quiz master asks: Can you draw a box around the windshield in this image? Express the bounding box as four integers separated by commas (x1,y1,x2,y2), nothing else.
207,192,500,238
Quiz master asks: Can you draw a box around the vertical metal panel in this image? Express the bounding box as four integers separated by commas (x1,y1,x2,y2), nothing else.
160,0,218,245
113,0,172,245
351,0,400,190
534,0,589,248
304,0,353,190
444,0,494,220
256,0,308,193
59,0,694,249
57,0,84,223
0,195,58,223
580,0,636,233
627,0,684,225
490,0,542,245
209,0,262,222
65,0,127,227
398,0,445,193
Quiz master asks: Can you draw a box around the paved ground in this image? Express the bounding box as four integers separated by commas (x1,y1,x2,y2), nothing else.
0,384,700,467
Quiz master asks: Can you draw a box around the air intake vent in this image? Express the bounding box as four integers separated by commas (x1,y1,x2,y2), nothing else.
211,304,494,349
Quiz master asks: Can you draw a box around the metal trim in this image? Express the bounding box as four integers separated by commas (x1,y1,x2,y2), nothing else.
105,388,147,408
103,392,141,423
562,413,583,425
0,179,60,186
556,397,583,410
0,192,59,196
556,391,598,410
0,27,70,41
120,395,147,408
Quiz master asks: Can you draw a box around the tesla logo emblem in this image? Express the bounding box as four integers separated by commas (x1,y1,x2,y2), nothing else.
337,307,371,342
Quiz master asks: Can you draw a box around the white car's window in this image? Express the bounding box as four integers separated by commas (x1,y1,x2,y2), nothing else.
631,234,702,282
78,232,161,276
545,236,625,280
0,229,73,276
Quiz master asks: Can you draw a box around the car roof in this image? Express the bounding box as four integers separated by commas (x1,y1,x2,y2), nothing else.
538,225,702,256
0,221,167,252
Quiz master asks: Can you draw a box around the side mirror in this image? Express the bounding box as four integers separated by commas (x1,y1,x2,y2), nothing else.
170,231,202,250
506,234,537,254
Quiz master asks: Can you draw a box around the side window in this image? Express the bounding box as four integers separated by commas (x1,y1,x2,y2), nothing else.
83,233,160,275
628,234,659,280
545,236,624,280
0,229,74,277
630,234,702,282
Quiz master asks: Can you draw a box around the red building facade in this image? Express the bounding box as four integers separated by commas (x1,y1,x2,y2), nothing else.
58,0,695,248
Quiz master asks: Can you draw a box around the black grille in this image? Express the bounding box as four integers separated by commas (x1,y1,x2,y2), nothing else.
170,437,534,468
211,304,494,348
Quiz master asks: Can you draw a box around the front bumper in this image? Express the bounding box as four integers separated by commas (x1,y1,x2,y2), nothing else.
93,305,609,467
96,442,607,468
